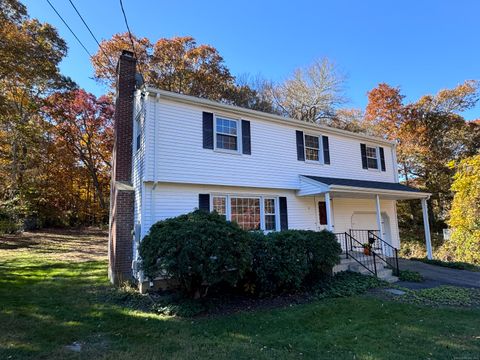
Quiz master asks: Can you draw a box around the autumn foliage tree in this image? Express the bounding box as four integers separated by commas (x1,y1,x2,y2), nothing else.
441,155,480,264
93,34,234,100
44,90,114,216
92,33,277,112
0,0,74,227
365,81,480,231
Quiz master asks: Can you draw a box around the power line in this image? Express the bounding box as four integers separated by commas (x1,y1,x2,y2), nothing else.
45,0,92,58
119,0,137,59
67,0,116,70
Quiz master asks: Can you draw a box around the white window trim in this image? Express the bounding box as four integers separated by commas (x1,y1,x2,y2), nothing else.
210,194,279,232
213,114,242,154
304,133,325,164
365,144,381,171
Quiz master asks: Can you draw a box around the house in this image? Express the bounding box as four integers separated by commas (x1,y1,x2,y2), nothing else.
108,50,433,286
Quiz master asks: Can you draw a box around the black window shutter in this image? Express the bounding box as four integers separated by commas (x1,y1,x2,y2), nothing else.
202,112,214,149
322,136,330,164
296,131,305,161
279,197,288,230
360,143,368,169
198,194,210,212
379,147,386,171
241,120,251,155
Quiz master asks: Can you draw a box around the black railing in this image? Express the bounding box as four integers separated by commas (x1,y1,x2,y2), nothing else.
335,232,378,276
348,229,399,276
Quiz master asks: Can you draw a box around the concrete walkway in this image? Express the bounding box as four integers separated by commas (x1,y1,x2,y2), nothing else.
398,258,480,289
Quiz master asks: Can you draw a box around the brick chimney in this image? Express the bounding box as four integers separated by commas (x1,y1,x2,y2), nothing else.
108,50,136,284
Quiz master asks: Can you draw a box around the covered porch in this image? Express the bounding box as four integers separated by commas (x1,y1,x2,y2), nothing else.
298,175,433,259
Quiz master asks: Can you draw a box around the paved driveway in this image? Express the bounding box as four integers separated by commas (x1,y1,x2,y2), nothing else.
398,258,480,289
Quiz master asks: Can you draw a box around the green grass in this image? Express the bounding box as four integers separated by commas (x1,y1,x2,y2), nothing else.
1,230,480,359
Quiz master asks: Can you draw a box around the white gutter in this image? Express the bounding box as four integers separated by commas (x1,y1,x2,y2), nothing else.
329,185,431,199
143,86,396,147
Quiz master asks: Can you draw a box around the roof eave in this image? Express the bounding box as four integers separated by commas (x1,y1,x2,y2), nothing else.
330,185,431,199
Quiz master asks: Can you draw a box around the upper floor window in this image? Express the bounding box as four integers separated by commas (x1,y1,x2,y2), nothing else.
304,135,320,161
215,117,238,151
366,146,378,169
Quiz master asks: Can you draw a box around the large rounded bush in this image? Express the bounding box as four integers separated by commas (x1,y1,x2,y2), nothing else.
250,230,341,295
251,230,309,294
139,210,251,298
298,230,342,281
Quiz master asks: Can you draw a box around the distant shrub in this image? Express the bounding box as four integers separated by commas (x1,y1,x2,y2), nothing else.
398,270,424,282
0,220,20,234
139,210,251,298
250,230,341,295
411,257,480,272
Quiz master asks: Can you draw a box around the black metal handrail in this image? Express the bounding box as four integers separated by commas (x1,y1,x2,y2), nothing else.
367,230,400,276
348,229,399,276
335,232,378,276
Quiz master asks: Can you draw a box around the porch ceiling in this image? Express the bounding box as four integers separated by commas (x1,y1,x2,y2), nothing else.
298,175,431,200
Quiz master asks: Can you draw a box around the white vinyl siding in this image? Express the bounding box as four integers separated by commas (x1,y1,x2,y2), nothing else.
137,183,400,252
147,98,396,188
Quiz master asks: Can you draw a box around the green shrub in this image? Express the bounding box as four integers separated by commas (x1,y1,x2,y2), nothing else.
315,271,386,298
251,230,309,295
250,230,341,295
411,257,480,272
298,230,342,281
0,220,20,234
139,210,252,298
398,270,424,282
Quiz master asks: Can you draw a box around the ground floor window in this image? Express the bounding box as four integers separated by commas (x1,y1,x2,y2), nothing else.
211,195,279,231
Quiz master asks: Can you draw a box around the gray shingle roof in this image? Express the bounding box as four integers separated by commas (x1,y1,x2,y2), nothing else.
302,175,425,193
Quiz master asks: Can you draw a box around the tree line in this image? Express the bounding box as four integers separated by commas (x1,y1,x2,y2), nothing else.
1,0,478,263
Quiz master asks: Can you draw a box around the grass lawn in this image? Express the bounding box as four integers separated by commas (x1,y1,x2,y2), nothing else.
1,230,479,359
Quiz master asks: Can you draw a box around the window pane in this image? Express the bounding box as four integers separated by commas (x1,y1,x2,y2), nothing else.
305,148,319,161
216,134,238,150
213,196,226,216
216,118,237,135
304,135,319,149
366,147,377,158
367,157,378,169
265,215,276,231
264,198,275,214
230,197,260,231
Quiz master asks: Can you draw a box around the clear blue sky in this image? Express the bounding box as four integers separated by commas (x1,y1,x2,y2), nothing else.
25,0,480,119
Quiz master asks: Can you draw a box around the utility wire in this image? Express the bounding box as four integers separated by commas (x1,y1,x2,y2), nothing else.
67,0,116,70
119,0,147,83
119,0,137,59
45,0,92,58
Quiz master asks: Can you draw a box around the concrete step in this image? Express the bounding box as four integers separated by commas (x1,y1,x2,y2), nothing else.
382,275,399,283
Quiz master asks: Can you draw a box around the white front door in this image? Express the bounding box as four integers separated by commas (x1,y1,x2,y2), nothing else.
351,212,391,244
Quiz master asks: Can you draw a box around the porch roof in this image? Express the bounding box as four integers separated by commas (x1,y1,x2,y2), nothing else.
298,175,431,199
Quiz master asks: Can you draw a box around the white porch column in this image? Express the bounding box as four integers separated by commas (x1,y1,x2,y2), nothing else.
325,192,333,231
375,194,386,254
421,198,433,260
375,194,384,238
